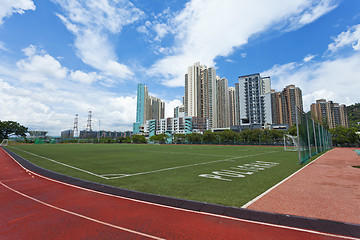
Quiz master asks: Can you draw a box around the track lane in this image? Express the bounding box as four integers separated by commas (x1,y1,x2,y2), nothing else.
0,148,356,240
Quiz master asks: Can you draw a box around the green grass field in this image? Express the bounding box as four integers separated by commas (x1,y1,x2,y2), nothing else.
7,144,307,207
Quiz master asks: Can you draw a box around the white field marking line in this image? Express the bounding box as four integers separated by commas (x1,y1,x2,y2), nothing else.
9,147,109,180
0,182,165,240
241,150,332,208
139,149,238,158
2,148,357,240
107,151,281,179
101,174,128,177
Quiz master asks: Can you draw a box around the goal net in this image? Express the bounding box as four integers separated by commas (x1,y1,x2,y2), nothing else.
0,139,9,146
283,134,299,151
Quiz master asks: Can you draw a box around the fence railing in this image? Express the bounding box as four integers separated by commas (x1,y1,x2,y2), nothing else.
295,106,332,164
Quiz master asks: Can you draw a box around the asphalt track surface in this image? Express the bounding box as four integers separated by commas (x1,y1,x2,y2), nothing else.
246,148,360,224
0,147,359,239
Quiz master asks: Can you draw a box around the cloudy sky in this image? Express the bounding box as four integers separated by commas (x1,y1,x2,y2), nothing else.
0,0,359,136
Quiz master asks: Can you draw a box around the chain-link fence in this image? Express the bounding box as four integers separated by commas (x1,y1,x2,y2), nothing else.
295,106,332,164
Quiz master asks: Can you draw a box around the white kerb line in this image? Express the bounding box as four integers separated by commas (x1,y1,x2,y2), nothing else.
9,147,109,180
107,151,280,179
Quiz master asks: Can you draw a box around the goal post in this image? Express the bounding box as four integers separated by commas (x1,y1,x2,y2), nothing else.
0,139,9,146
283,134,299,151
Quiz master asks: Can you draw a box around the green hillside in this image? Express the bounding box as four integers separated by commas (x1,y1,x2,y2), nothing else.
347,103,360,128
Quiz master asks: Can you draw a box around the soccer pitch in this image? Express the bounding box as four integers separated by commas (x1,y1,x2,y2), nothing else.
7,144,305,207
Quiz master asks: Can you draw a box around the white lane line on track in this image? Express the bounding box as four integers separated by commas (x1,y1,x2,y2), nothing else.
2,148,357,240
106,151,280,179
0,181,165,240
241,150,331,208
9,147,109,179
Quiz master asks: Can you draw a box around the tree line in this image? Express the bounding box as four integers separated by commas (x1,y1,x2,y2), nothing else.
1,120,359,147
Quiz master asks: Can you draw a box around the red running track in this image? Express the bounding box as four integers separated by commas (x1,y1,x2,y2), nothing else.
0,148,355,240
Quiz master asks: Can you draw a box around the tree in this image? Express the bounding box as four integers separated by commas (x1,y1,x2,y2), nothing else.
329,126,359,146
202,130,216,143
288,125,297,136
132,135,147,144
118,136,131,143
218,129,236,144
0,121,28,140
173,134,186,144
149,134,168,144
269,129,284,142
186,133,203,144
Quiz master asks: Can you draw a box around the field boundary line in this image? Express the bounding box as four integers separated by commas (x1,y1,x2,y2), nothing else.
8,147,109,179
2,147,356,240
0,181,165,240
107,151,280,179
241,150,331,208
140,149,238,158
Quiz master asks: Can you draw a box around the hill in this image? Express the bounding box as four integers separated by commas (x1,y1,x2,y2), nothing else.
347,103,360,128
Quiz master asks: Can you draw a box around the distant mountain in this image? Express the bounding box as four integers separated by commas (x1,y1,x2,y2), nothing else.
347,103,360,128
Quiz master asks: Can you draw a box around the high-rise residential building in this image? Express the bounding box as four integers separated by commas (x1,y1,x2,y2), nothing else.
229,87,237,126
310,99,348,128
270,90,284,125
216,77,230,128
234,83,241,126
133,83,165,134
184,62,217,128
147,96,165,121
281,84,303,127
135,83,148,125
238,73,272,125
174,105,185,118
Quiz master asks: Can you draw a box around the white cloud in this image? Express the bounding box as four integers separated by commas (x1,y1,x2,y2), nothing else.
16,46,68,87
165,99,182,118
0,0,35,25
0,46,137,135
53,0,144,81
153,23,170,41
0,41,9,52
303,54,317,62
148,0,338,87
291,0,338,29
263,51,360,111
70,70,98,84
328,24,360,52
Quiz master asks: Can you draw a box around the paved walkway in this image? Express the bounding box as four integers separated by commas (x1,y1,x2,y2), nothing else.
246,148,360,225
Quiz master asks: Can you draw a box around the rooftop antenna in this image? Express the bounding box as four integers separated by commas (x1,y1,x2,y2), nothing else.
86,111,92,131
73,114,79,137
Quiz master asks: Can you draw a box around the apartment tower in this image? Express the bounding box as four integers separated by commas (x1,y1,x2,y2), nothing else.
238,73,272,125
310,99,348,128
216,77,230,128
184,62,217,128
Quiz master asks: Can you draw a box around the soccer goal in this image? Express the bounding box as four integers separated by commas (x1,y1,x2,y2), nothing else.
283,134,299,151
0,139,9,146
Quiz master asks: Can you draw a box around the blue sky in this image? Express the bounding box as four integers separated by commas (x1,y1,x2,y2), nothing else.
0,0,359,136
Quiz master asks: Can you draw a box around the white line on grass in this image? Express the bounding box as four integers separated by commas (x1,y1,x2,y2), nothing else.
107,151,280,179
9,147,109,180
139,149,239,158
3,148,356,240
